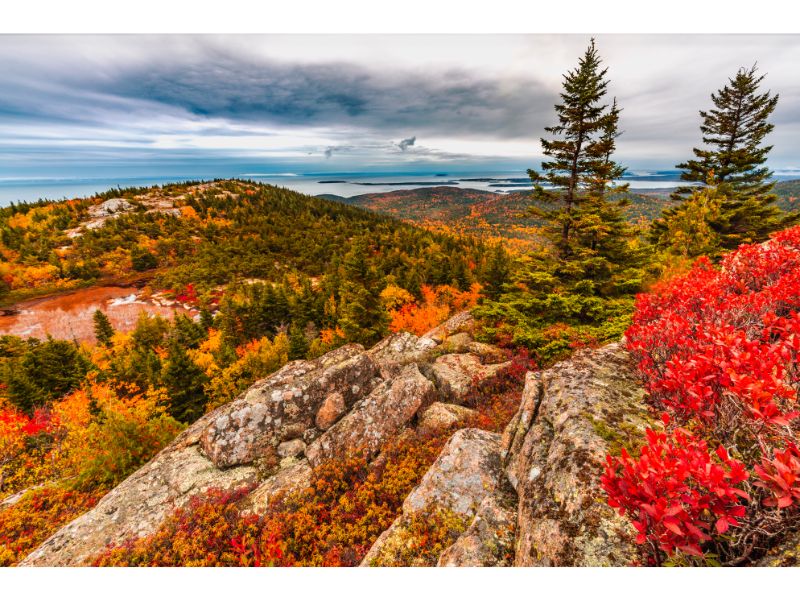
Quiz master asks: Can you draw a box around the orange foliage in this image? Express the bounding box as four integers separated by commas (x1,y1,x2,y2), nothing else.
389,283,482,336
0,486,104,566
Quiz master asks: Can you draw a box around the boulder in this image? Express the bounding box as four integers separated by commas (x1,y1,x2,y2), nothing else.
199,344,381,468
416,402,476,436
315,392,347,430
239,460,313,515
367,331,437,378
305,364,435,467
422,311,475,343
440,332,473,353
20,445,258,566
430,353,511,404
437,489,516,567
277,438,306,459
502,342,650,566
361,428,506,566
87,197,134,218
467,341,509,364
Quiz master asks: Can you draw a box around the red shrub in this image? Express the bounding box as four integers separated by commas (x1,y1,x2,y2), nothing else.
606,226,800,563
754,443,800,509
602,421,749,562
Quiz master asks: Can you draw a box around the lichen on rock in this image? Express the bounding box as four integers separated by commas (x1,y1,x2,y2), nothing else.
502,342,651,566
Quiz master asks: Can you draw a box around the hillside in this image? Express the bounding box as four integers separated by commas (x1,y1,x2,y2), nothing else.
331,186,680,250
4,178,800,568
326,180,800,251
15,225,800,567
19,312,646,567
0,180,511,567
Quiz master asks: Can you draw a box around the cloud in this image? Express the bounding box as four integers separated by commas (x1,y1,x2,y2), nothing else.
1,34,800,176
398,136,416,151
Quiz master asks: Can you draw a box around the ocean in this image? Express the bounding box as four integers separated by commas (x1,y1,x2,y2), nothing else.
1,169,791,207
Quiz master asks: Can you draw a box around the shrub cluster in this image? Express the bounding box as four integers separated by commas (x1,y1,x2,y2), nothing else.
603,226,800,565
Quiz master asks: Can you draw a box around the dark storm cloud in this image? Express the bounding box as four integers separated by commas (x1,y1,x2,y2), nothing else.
397,136,416,151
0,41,553,141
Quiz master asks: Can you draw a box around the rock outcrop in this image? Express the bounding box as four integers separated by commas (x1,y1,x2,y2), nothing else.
199,344,381,469
23,312,514,566
361,428,510,566
359,341,651,567
305,363,436,467
431,353,511,404
21,445,259,566
501,342,650,566
437,490,517,567
22,312,657,568
416,402,476,436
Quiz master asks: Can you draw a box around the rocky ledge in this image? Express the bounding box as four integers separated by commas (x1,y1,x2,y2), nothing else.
21,312,510,566
23,317,652,567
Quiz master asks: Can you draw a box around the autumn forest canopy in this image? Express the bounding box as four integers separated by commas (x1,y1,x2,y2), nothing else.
2,38,800,567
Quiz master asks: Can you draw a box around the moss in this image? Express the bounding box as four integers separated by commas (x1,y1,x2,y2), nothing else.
590,416,646,457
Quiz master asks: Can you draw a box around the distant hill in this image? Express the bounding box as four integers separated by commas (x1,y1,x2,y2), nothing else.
326,186,677,250
323,179,800,250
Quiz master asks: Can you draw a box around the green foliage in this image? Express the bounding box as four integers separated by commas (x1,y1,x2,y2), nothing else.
477,39,644,365
162,339,208,424
204,333,290,411
92,310,115,347
0,337,90,414
660,65,796,252
130,246,158,271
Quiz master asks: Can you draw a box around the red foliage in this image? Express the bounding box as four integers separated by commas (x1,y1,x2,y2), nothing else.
754,443,800,509
604,226,800,563
175,283,198,305
602,421,749,561
0,407,51,437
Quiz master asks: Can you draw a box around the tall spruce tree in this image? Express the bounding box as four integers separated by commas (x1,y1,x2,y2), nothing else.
529,39,637,293
92,310,115,347
162,338,208,424
655,65,793,251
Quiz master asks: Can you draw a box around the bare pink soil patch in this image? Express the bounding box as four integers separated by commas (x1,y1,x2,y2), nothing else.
0,287,195,343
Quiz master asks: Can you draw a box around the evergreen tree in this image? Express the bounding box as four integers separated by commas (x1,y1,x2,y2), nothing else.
657,65,793,250
1,337,90,413
338,238,387,344
672,65,778,202
130,245,158,271
288,323,310,360
162,339,208,424
481,244,511,300
199,308,215,331
528,39,638,291
92,310,115,347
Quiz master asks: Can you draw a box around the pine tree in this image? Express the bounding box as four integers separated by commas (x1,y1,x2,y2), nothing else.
93,310,115,347
481,244,511,300
338,237,387,344
162,339,207,424
288,323,309,360
659,65,793,250
528,39,638,292
672,65,778,202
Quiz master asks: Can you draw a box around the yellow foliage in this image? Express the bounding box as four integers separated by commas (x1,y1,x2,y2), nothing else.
204,333,289,412
379,284,415,311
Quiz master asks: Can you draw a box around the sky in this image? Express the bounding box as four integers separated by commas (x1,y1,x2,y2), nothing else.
2,34,800,179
